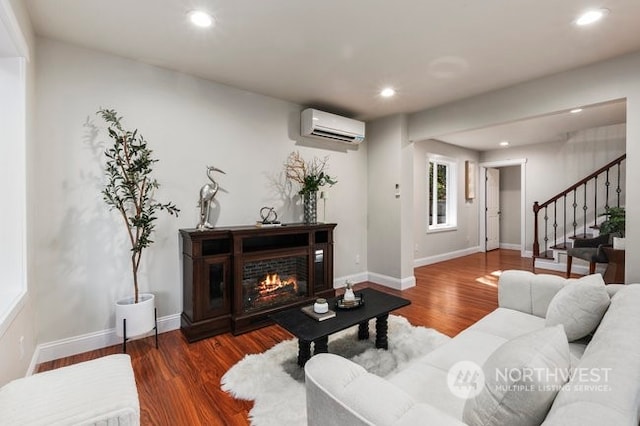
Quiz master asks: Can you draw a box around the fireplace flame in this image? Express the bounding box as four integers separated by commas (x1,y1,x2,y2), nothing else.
258,273,298,295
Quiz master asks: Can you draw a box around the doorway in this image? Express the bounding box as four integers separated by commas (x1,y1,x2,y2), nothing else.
479,159,527,256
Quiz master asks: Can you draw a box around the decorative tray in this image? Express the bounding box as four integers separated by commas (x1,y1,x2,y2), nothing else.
336,295,365,310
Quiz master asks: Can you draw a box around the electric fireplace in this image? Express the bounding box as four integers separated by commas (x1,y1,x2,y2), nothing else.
180,223,336,341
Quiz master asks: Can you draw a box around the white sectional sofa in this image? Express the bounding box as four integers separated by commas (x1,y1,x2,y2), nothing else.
305,271,640,426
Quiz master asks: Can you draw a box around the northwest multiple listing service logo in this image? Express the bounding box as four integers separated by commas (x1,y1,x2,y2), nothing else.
448,361,485,399
447,361,614,398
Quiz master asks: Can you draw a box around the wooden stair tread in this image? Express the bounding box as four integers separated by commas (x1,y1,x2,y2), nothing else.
533,250,554,260
569,233,593,240
550,243,570,250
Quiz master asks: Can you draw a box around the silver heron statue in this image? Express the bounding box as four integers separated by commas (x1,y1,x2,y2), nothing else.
197,165,225,230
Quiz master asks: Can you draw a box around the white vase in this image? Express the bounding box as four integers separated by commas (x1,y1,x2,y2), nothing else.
115,293,155,338
343,281,356,302
613,237,626,250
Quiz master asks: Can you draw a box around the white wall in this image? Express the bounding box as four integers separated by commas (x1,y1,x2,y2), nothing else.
481,124,626,251
32,38,368,344
413,139,480,260
499,166,521,246
399,119,414,281
408,51,640,282
366,115,404,285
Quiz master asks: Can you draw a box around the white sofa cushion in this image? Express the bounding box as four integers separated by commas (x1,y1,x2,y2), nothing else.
498,271,567,317
463,325,570,426
467,307,545,340
0,354,139,425
388,330,507,419
545,274,610,341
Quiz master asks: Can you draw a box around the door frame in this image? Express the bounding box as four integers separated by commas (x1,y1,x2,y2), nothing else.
485,167,500,251
478,159,527,257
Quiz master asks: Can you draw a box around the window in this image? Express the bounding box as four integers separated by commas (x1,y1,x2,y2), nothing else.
428,155,457,231
0,57,27,337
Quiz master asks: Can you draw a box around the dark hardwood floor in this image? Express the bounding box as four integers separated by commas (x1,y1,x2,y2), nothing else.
37,249,568,425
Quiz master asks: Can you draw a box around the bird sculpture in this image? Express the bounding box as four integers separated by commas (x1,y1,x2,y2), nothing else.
197,165,225,230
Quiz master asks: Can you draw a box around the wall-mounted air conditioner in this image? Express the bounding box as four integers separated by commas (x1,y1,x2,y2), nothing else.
301,108,365,144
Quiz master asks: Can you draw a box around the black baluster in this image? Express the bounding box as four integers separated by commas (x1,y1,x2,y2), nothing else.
553,201,558,249
605,169,610,211
544,206,549,255
563,195,567,250
594,175,598,226
583,183,588,237
617,163,622,208
572,189,577,237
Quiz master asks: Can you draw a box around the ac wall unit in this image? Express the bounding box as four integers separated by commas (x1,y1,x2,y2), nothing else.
301,108,365,144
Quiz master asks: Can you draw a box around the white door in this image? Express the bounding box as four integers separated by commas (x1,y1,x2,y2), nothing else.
486,168,500,251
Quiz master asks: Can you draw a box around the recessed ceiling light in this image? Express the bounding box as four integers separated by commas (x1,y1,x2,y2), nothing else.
570,108,583,114
189,10,213,28
380,88,396,98
499,141,510,147
575,9,609,26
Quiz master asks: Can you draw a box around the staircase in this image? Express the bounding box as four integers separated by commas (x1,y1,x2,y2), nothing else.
532,154,626,273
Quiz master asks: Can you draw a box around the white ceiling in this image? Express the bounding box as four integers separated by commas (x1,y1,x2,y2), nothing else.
24,0,640,122
438,99,626,151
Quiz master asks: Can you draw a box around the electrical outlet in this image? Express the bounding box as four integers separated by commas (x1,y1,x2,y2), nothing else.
355,254,360,264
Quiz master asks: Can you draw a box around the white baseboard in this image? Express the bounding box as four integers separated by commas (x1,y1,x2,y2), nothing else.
367,272,416,290
523,250,533,258
334,272,369,288
414,246,481,268
30,313,181,370
499,243,521,250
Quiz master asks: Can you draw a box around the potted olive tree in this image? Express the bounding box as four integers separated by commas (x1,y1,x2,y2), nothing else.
97,108,179,340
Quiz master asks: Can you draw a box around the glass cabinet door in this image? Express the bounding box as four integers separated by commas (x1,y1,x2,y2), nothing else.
199,256,231,319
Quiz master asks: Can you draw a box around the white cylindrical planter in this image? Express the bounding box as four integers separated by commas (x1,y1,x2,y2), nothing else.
115,293,155,338
613,237,626,250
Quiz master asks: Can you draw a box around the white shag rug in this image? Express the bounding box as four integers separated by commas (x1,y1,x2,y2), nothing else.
221,315,450,426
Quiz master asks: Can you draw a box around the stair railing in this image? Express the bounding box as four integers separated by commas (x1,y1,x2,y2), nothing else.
533,154,626,258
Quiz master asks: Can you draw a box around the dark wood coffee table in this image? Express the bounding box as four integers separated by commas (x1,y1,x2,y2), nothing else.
270,288,411,366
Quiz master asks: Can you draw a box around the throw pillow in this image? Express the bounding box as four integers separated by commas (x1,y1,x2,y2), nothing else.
463,325,570,426
545,273,610,341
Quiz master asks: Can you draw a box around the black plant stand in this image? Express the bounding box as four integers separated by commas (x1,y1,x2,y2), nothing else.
122,308,159,353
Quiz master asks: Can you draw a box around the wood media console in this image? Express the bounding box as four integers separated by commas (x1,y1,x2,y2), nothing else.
179,223,336,341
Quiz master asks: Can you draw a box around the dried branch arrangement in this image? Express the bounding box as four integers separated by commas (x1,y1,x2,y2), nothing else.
284,151,337,195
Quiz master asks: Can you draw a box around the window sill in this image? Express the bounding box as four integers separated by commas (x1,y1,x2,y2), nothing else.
0,288,27,339
427,226,458,234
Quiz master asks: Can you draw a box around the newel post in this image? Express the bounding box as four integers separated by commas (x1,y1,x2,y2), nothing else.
533,202,540,257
